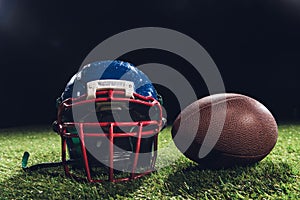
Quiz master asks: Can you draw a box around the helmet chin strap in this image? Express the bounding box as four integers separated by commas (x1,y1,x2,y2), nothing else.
21,152,30,169
21,151,75,171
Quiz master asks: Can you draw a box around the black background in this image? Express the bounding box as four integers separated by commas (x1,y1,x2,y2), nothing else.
0,0,300,128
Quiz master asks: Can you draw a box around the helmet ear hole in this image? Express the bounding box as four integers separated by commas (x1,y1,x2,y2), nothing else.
157,94,163,105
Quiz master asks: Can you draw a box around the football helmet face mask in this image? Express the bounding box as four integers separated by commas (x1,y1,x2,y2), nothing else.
55,60,163,182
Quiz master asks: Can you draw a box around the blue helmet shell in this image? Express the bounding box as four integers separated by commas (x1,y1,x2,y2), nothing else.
61,60,158,101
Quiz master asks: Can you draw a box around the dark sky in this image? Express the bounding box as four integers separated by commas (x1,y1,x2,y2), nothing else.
0,0,300,127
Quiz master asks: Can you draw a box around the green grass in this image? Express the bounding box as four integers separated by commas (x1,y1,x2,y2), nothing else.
0,125,299,199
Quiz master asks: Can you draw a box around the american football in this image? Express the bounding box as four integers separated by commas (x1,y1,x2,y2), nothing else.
171,93,278,169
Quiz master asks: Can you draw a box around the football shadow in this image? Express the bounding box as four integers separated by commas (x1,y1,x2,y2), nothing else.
164,160,296,197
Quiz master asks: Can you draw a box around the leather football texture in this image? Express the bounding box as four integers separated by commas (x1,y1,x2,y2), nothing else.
171,93,278,169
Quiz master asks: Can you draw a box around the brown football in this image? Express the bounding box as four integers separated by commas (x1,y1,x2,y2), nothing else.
171,93,278,169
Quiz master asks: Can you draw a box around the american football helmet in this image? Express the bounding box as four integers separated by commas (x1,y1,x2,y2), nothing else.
53,60,164,182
